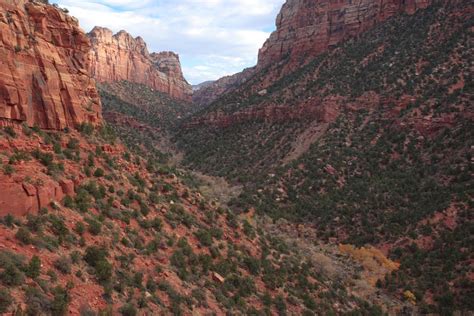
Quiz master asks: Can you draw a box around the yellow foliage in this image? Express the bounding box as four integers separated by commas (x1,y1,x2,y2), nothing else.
404,290,417,304
339,244,401,286
339,244,400,271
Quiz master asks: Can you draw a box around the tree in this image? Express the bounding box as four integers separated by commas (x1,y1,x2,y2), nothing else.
26,256,42,279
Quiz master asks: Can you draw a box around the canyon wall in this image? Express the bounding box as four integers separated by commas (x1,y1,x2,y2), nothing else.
88,27,192,102
194,0,432,107
0,0,102,130
258,0,431,68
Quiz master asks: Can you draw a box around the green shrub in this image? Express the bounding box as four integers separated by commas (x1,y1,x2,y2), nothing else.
94,168,105,178
0,264,25,286
26,255,41,279
3,164,15,176
0,289,13,313
195,229,213,247
15,227,32,244
87,219,102,236
3,126,16,138
54,256,72,274
84,246,112,283
51,286,70,315
119,303,137,316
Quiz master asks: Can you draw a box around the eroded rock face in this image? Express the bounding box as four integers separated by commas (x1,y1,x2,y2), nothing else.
88,27,192,102
258,0,431,68
0,0,102,130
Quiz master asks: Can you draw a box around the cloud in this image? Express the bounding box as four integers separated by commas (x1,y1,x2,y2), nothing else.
56,0,286,84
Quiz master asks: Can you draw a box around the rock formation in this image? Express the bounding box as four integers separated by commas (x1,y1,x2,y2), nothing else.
192,68,255,106
0,0,102,130
88,27,192,102
258,0,431,68
194,0,432,106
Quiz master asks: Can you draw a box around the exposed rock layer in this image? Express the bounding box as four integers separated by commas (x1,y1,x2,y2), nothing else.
194,0,432,107
88,27,192,102
258,0,431,68
0,0,102,130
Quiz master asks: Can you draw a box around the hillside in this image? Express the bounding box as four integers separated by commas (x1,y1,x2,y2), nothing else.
0,2,390,315
176,1,473,313
1,122,391,315
0,0,472,314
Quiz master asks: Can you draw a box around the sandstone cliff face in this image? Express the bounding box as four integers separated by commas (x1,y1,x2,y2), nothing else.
88,27,192,102
258,0,431,68
0,0,102,130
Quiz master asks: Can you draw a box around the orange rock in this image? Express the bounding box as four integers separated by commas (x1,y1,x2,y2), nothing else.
258,0,432,70
0,1,102,130
88,27,192,102
212,272,225,284
0,180,37,216
59,179,75,196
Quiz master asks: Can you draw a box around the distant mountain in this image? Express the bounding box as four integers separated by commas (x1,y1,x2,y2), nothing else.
88,27,192,102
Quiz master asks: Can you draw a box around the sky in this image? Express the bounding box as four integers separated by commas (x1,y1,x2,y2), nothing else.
56,0,286,85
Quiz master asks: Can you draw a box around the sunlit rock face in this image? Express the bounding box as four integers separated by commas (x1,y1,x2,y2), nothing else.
88,27,192,102
0,0,102,130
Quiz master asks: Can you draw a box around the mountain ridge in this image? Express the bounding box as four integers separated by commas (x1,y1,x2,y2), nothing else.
88,26,192,102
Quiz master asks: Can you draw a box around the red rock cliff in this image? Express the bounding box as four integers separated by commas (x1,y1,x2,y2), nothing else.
88,27,192,102
0,0,102,130
258,0,431,68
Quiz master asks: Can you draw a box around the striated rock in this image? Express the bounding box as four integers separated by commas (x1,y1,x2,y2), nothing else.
193,0,431,107
258,0,431,69
186,95,342,128
0,0,102,130
88,27,192,102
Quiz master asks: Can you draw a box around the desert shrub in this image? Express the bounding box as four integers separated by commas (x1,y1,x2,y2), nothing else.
84,247,112,283
0,289,13,313
3,164,15,175
51,286,70,315
15,227,32,244
54,256,72,274
119,303,137,316
87,219,102,236
3,126,16,138
25,286,50,315
195,229,213,247
94,168,105,178
26,256,42,279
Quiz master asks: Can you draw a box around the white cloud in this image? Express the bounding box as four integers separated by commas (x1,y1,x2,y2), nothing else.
56,0,285,84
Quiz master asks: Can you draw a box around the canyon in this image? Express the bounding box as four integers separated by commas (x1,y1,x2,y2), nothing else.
0,0,471,314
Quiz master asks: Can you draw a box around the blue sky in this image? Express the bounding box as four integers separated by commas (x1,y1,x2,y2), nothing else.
56,0,286,84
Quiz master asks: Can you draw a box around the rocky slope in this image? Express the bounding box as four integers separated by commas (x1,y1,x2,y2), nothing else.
176,1,473,313
0,3,389,315
0,125,391,315
192,67,255,106
0,0,102,130
194,0,433,107
258,0,432,69
88,27,192,102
